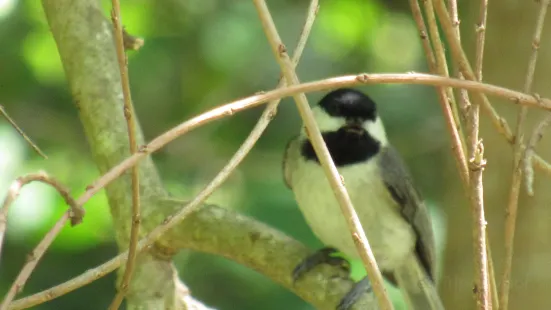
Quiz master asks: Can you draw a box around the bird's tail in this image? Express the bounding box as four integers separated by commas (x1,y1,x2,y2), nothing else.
394,254,445,310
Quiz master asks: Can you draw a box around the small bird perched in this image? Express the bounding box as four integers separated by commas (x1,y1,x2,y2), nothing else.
283,88,444,310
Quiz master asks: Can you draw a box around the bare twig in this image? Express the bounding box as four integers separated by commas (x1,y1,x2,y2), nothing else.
433,0,514,144
16,75,551,211
501,1,550,309
409,0,436,69
0,105,47,159
252,1,393,309
467,3,491,305
8,73,551,309
423,0,464,146
468,140,490,310
433,1,492,308
471,0,499,307
25,74,551,214
474,0,489,83
108,1,141,308
409,0,470,187
0,172,84,310
448,0,472,124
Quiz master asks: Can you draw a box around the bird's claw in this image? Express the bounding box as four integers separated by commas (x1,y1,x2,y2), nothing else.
292,247,350,283
336,276,372,310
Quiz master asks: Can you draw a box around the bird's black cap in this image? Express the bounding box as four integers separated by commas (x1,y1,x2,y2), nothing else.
318,88,377,121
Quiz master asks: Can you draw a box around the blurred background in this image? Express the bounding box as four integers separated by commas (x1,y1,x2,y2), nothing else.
1,0,551,309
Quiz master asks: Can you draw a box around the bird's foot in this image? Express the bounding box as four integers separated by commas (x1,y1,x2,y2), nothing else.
292,247,350,283
336,276,372,310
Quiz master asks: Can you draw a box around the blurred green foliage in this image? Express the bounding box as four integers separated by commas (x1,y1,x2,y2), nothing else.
0,0,452,309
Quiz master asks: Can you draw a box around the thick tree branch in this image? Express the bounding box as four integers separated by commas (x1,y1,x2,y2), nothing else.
10,203,377,310
40,1,201,309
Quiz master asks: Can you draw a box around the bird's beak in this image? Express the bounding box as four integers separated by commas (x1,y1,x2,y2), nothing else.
344,119,364,135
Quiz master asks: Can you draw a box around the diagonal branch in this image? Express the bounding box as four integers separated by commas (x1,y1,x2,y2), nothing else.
409,0,470,187
0,105,47,159
252,0,392,308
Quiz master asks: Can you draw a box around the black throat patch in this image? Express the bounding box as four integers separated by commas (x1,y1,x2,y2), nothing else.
300,128,380,167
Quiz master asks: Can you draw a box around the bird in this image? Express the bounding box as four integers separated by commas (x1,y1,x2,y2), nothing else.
282,88,444,310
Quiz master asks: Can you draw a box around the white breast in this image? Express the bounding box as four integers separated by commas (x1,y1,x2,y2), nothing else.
291,157,416,272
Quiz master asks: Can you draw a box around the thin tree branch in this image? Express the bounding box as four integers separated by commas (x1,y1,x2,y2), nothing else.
0,105,47,159
501,1,550,309
0,172,84,310
27,74,551,219
447,0,473,123
253,1,392,308
423,0,465,150
108,0,141,307
468,140,490,310
409,0,470,187
471,0,499,307
433,1,492,308
474,0,489,83
409,0,436,69
433,0,514,143
467,2,491,305
66,74,551,213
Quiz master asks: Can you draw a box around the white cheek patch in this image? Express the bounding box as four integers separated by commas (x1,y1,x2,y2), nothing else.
303,106,389,148
365,117,389,147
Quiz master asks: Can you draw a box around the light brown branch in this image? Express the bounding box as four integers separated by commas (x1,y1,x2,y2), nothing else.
501,1,550,309
468,140,490,310
108,1,141,308
433,0,492,308
31,74,551,217
471,0,499,307
253,1,392,308
0,172,84,310
0,105,47,159
410,0,470,188
433,0,514,144
474,0,489,82
447,0,472,123
424,0,464,147
467,4,491,305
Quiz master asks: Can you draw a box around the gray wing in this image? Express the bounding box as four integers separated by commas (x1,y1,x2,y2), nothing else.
282,135,300,189
378,146,437,281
